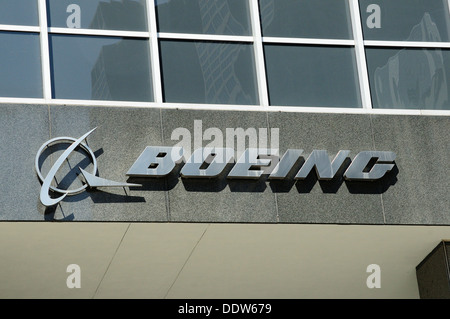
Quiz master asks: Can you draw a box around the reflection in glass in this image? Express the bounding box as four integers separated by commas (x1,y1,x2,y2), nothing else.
50,35,153,101
0,32,42,98
160,40,258,105
47,0,147,31
366,48,450,109
0,0,39,26
360,0,450,42
156,0,251,36
264,45,361,107
259,0,353,39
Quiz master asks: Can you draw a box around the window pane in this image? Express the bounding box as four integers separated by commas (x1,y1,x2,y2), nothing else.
156,0,251,36
47,0,147,31
259,0,353,39
160,40,258,105
0,0,38,26
264,45,361,107
360,0,450,42
50,35,153,102
0,32,42,98
366,48,450,110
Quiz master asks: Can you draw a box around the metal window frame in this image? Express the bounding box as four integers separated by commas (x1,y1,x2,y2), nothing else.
0,0,447,116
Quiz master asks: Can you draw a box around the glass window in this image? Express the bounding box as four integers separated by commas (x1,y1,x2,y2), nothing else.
0,0,39,26
160,40,258,105
360,0,450,42
0,32,42,98
156,0,251,36
259,0,353,39
49,35,153,102
264,44,361,107
366,48,450,110
46,0,148,31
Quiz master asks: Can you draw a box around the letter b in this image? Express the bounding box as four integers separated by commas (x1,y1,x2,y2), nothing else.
127,146,184,177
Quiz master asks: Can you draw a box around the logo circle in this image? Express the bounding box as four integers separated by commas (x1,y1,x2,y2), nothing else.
35,136,98,195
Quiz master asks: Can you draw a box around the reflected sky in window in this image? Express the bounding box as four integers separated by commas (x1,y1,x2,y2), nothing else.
0,0,39,26
47,0,147,31
367,48,450,109
0,32,42,98
50,35,152,101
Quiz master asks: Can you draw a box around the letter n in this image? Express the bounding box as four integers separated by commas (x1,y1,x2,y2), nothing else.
295,150,349,180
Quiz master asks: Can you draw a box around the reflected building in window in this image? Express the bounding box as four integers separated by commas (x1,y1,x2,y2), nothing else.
91,46,113,100
258,0,275,33
156,0,257,105
91,39,152,102
89,0,152,102
88,0,146,30
195,0,255,104
374,13,449,109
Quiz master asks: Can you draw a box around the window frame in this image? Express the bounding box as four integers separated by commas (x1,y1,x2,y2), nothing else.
0,0,447,116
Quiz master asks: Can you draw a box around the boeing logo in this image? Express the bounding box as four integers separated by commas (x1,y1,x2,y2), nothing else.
35,128,140,207
35,129,397,207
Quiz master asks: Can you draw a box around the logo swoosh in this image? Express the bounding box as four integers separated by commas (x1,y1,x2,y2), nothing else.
40,128,97,206
79,168,141,188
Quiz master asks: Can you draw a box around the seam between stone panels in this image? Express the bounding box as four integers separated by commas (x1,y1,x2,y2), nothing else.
160,108,171,222
369,114,386,224
47,104,52,140
159,108,164,144
47,104,55,168
266,111,279,223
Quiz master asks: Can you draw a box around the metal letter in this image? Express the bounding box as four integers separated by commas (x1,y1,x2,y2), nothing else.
269,149,304,179
126,146,184,177
344,151,396,181
295,150,350,180
181,147,234,178
227,148,279,179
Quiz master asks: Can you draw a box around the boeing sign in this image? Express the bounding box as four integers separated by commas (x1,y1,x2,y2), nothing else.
35,128,397,207
35,128,140,207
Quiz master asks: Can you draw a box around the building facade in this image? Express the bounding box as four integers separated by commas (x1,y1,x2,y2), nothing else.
0,0,449,299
